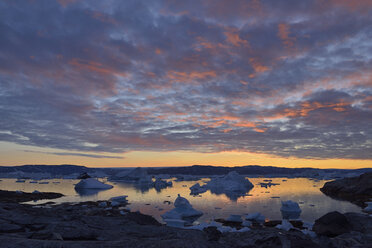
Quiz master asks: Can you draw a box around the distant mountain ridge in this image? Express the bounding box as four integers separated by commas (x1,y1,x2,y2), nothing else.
147,165,372,176
1,164,372,177
0,164,94,175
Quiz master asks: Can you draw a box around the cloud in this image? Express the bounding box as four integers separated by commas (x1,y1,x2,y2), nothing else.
0,0,371,160
22,150,124,159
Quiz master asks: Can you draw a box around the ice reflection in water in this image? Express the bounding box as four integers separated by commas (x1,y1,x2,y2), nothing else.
0,177,362,223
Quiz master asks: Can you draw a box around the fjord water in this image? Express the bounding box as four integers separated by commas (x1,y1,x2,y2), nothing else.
0,177,361,223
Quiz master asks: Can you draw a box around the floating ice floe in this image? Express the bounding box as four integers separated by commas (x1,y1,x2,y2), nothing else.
238,227,251,232
175,175,200,182
363,202,372,213
164,219,187,228
162,194,203,221
98,202,108,207
280,200,302,219
258,182,279,188
242,220,252,227
245,212,265,222
109,195,128,205
152,178,172,191
276,219,294,231
203,171,254,200
226,215,243,223
301,229,317,238
74,178,113,189
189,183,207,195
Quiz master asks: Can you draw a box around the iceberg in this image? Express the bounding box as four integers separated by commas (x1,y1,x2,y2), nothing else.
152,178,172,191
111,167,151,183
189,183,207,195
164,219,186,228
280,200,301,219
109,195,128,204
242,220,252,227
226,215,243,223
74,178,113,190
245,212,265,222
363,202,372,213
276,219,294,231
162,194,203,221
204,171,254,200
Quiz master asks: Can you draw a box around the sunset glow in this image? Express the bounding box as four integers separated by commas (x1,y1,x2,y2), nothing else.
0,0,371,168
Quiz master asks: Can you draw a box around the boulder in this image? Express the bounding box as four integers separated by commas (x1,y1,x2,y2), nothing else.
203,226,222,241
313,211,351,237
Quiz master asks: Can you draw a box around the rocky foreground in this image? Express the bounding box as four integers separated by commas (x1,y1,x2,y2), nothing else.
320,172,372,207
0,198,371,247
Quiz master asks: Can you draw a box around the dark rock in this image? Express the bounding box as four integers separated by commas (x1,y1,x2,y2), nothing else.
344,212,372,234
203,226,221,241
0,221,23,233
214,218,243,229
264,220,282,227
125,211,162,226
313,211,351,237
320,172,372,207
254,235,282,247
0,190,63,203
286,234,318,248
77,172,91,179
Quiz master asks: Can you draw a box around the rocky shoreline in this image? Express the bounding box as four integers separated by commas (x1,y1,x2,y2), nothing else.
0,190,64,203
320,172,372,207
0,197,371,247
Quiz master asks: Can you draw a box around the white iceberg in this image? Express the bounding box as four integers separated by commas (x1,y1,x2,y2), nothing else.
189,183,207,195
245,212,265,222
363,202,372,213
237,227,250,232
242,220,252,227
204,171,254,200
74,178,113,189
280,200,301,219
152,178,172,190
164,219,186,228
226,215,243,223
276,219,293,231
109,195,128,204
162,194,203,220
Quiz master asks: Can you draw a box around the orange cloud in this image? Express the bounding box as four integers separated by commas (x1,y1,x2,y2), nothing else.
167,70,217,82
224,29,249,47
69,58,127,77
278,23,296,49
57,0,79,7
249,58,269,75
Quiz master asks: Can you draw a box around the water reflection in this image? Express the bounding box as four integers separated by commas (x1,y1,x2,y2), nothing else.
75,187,109,196
0,177,363,223
208,187,252,201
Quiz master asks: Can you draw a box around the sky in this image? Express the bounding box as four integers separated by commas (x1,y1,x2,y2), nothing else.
0,0,372,168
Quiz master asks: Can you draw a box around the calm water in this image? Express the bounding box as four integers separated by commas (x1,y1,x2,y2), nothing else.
0,177,362,224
